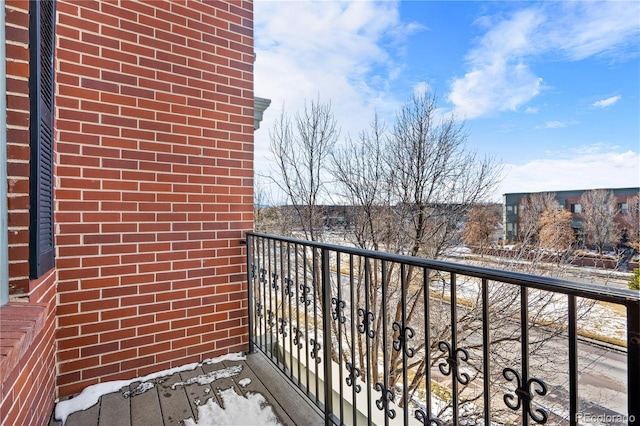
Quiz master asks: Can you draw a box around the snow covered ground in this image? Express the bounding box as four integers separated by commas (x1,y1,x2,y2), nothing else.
184,388,281,426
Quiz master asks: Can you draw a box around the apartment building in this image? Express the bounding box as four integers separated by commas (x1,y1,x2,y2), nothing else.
503,187,639,243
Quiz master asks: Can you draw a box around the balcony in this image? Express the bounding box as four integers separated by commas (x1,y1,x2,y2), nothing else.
245,233,638,425
48,233,638,425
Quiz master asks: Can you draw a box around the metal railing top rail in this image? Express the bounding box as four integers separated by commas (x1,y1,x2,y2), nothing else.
247,232,640,306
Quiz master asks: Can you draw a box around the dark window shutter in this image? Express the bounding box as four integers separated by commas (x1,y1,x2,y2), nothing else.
29,0,56,278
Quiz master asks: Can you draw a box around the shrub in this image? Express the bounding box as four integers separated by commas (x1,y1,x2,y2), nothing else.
630,268,640,291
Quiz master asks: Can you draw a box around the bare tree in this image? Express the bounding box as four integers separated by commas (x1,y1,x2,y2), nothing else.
264,95,598,423
387,93,500,260
538,208,575,262
580,189,619,254
462,204,502,255
517,193,557,248
621,194,640,248
268,99,339,242
331,93,503,411
331,114,396,252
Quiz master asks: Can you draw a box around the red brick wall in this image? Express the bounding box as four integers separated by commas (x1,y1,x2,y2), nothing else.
0,273,57,426
2,2,57,423
6,0,31,296
55,0,254,396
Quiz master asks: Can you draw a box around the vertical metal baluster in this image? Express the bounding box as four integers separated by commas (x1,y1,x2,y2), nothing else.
280,240,286,370
321,248,334,426
247,235,254,353
259,237,266,352
304,245,310,394
286,241,293,377
365,257,373,424
520,285,530,426
628,300,640,425
482,278,491,424
337,251,344,423
314,247,320,404
349,253,357,426
295,243,301,387
268,238,275,362
280,241,285,369
450,273,459,423
401,263,409,424
275,240,281,367
424,268,432,422
568,295,577,426
382,260,390,426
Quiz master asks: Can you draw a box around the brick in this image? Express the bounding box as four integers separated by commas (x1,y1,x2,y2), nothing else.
44,0,254,399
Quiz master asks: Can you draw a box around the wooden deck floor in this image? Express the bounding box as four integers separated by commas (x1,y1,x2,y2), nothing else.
49,352,324,426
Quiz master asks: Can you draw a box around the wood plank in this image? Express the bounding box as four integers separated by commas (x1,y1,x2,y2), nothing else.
129,381,162,426
63,401,99,426
98,387,131,426
177,366,217,422
243,354,324,426
157,372,196,425
200,360,245,407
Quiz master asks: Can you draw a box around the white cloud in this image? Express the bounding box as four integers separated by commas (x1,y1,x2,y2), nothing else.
592,95,622,108
535,120,578,129
448,2,640,119
549,2,640,62
254,1,421,175
494,146,640,201
413,81,430,96
448,9,544,119
538,121,567,129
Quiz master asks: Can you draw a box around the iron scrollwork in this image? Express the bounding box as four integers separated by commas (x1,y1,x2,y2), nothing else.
415,409,442,426
266,309,275,328
309,339,322,364
503,367,548,424
357,308,376,338
284,278,294,298
438,341,470,385
259,268,268,285
392,321,416,357
250,264,257,279
255,301,263,319
345,362,361,393
271,272,279,291
278,317,288,337
331,297,346,324
292,326,304,349
375,382,396,419
299,284,311,306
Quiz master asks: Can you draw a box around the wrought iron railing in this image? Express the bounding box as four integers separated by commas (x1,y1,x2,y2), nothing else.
246,232,639,426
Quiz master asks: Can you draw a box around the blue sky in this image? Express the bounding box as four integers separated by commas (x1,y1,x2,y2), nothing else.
253,1,640,202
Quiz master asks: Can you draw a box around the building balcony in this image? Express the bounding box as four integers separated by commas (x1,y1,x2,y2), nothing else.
48,232,639,425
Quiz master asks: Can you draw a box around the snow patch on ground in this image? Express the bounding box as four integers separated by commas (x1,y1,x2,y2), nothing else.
54,352,246,425
183,388,281,426
238,378,251,387
171,365,243,388
122,381,156,398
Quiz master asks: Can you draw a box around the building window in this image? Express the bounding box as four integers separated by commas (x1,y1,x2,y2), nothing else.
29,0,56,278
571,203,582,213
506,205,517,214
619,203,628,214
